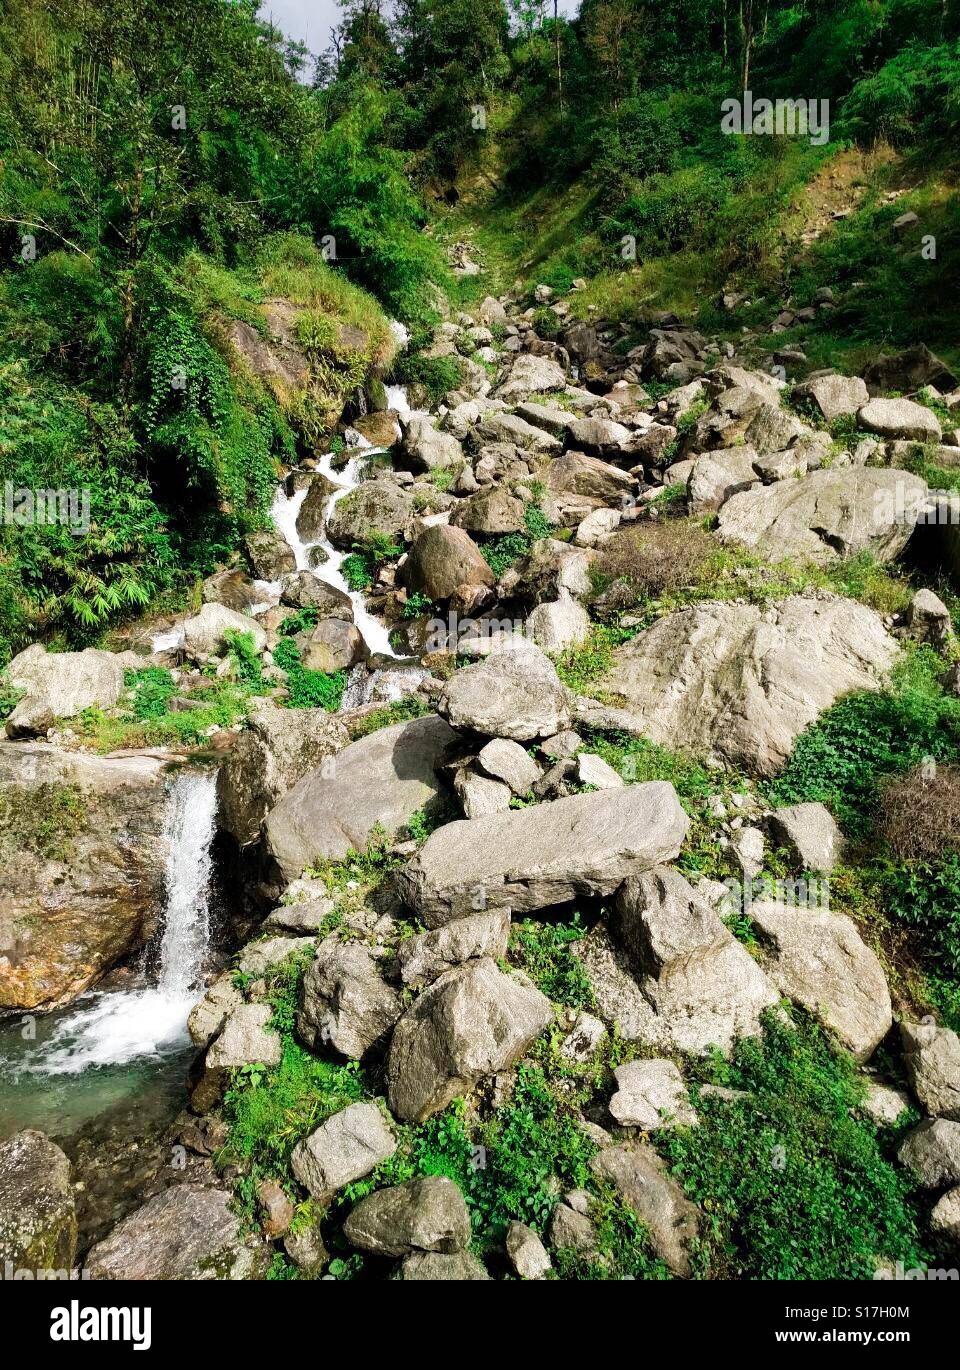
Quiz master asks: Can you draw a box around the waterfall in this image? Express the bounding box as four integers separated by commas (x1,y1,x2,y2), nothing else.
269,448,400,659
34,770,219,1075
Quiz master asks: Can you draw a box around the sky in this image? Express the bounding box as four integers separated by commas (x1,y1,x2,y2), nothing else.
259,1,581,57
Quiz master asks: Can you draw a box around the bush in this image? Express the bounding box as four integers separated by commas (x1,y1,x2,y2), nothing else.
509,914,596,1010
879,763,960,862
591,521,715,606
765,650,960,836
272,638,346,711
390,350,464,407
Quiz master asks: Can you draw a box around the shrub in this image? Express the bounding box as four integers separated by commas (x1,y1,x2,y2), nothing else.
273,638,347,711
879,764,960,862
765,649,960,836
591,521,714,606
509,914,596,1010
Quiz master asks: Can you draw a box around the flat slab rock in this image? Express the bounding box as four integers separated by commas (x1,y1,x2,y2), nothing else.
263,714,457,882
84,1185,265,1280
593,593,898,776
397,782,689,926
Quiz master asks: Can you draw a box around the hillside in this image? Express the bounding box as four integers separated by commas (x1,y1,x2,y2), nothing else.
0,0,959,1309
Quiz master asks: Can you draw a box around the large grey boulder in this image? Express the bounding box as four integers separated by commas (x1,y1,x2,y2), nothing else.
591,1144,700,1277
298,618,368,673
545,450,635,503
4,643,126,735
473,411,562,454
183,602,267,658
863,344,957,397
263,715,457,882
716,467,927,565
0,1130,76,1273
205,1003,282,1070
900,1021,960,1121
793,373,869,422
400,415,464,473
898,1119,960,1188
593,593,898,776
438,640,572,742
291,1101,397,1204
398,909,511,989
394,1250,490,1280
401,524,494,602
767,802,844,872
218,702,349,847
245,528,296,580
344,1177,471,1256
577,867,778,1055
279,573,353,617
527,593,592,653
85,1185,264,1280
188,973,244,1050
687,448,758,514
450,486,527,535
297,937,401,1059
506,1221,552,1279
931,1186,960,1239
0,744,170,1011
750,900,892,1061
398,783,689,927
476,738,541,795
387,958,553,1121
859,397,942,443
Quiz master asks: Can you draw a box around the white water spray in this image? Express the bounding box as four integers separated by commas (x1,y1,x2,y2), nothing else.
34,769,219,1074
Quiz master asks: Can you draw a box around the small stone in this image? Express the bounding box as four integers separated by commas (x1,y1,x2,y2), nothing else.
505,1220,552,1279
575,752,625,790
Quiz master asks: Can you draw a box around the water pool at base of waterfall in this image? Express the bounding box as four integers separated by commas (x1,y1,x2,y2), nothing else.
0,1001,195,1142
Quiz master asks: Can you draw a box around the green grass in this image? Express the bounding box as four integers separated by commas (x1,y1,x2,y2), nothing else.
509,914,596,1011
764,646,960,836
660,1014,926,1280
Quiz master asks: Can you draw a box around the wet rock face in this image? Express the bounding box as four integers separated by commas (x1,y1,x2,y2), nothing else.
0,1130,77,1273
0,744,170,1010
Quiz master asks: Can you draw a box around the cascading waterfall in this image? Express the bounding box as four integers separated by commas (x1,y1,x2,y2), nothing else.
269,446,401,659
33,769,219,1075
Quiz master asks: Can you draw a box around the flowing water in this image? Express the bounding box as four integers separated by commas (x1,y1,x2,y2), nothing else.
0,769,219,1140
268,448,399,659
